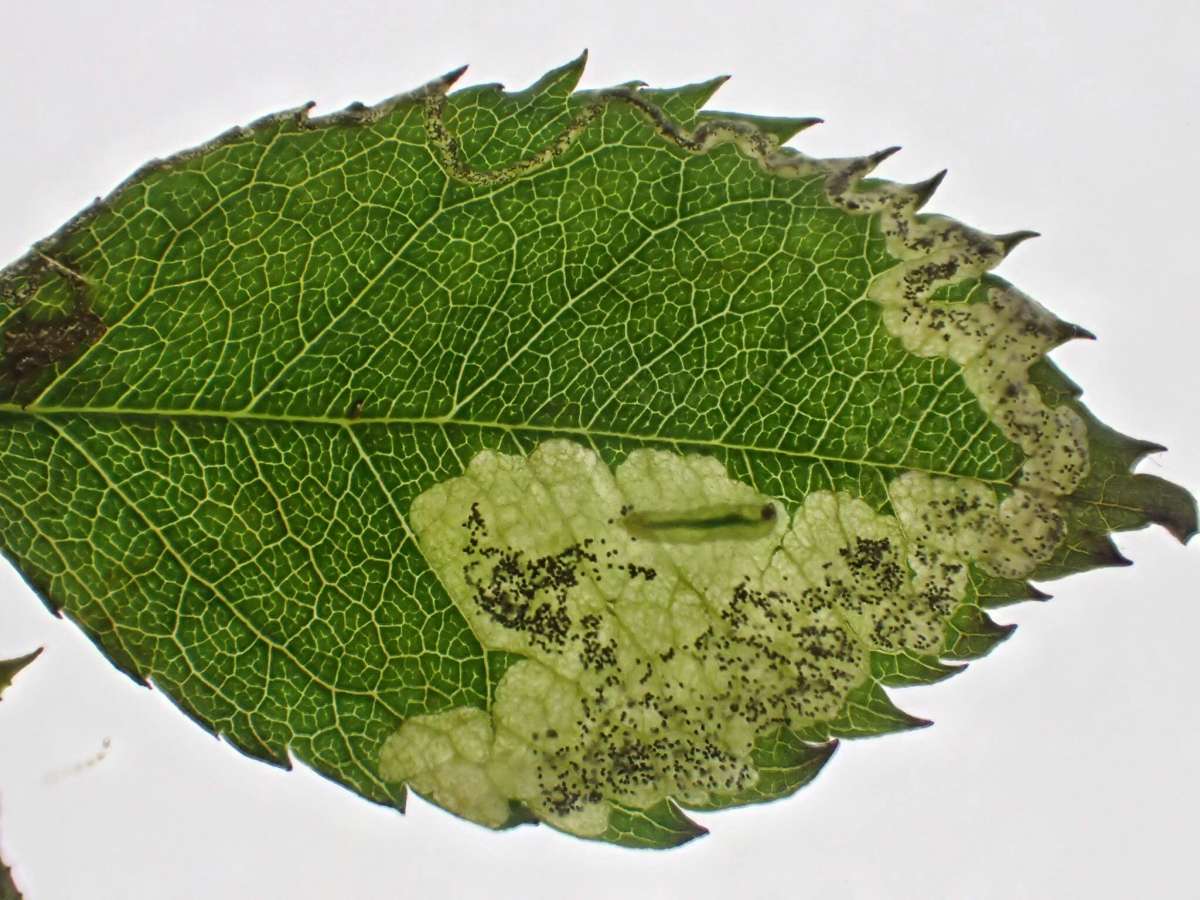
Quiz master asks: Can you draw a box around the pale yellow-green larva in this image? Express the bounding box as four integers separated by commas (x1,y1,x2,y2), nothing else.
621,502,778,543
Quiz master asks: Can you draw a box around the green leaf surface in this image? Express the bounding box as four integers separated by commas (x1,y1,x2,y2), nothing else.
602,799,707,849
0,841,20,900
870,648,964,687
941,605,1015,662
0,649,41,701
0,653,36,899
0,55,1193,847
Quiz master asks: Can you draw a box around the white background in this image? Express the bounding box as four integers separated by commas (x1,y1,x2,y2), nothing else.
0,2,1197,898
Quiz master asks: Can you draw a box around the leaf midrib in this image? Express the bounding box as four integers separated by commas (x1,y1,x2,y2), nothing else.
0,401,1014,486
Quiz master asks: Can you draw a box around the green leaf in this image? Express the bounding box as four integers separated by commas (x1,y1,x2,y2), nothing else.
0,648,41,701
685,727,838,811
600,799,707,849
0,838,21,900
0,652,37,898
870,648,964,687
969,569,1051,611
941,605,1016,662
819,679,932,739
0,57,1193,847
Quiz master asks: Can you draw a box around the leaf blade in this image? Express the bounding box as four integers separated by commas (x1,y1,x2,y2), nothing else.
0,57,1191,846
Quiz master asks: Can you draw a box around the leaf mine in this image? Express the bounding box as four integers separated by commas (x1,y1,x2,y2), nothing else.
384,439,1065,839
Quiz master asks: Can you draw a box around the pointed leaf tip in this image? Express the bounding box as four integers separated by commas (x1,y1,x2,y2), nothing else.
829,680,933,737
895,708,934,730
998,230,1041,254
1054,320,1096,343
1148,474,1200,543
944,606,1017,660
524,51,590,97
604,798,708,849
692,74,731,104
1107,543,1135,567
912,169,948,208
438,65,470,90
1177,516,1199,545
0,646,43,699
697,111,822,146
872,145,902,165
1136,440,1169,456
775,116,824,139
638,74,732,124
704,74,733,106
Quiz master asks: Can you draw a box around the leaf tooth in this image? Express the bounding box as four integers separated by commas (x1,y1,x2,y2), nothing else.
696,110,823,146
892,708,933,731
498,800,540,830
1051,319,1097,345
0,647,43,700
432,64,470,94
635,75,731,127
870,649,966,686
942,607,1018,661
770,116,824,142
869,144,902,168
1093,533,1134,568
523,50,589,98
828,145,901,193
665,800,709,845
1036,529,1138,579
828,680,932,738
293,100,317,127
1132,439,1169,457
910,168,948,210
1088,416,1172,469
973,574,1053,609
224,729,292,770
1170,497,1200,544
1123,474,1199,544
995,229,1041,256
688,73,733,107
603,798,709,848
62,607,150,686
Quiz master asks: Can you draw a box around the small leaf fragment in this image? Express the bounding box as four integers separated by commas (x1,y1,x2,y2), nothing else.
0,648,41,701
0,838,22,900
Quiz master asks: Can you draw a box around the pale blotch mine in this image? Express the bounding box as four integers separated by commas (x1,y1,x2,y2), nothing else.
379,440,1064,836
